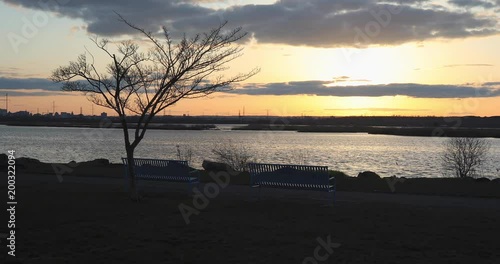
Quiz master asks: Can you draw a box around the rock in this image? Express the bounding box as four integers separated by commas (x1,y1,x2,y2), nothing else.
202,160,236,172
80,159,110,167
17,157,42,166
13,157,42,170
475,177,490,183
357,171,381,180
17,157,41,163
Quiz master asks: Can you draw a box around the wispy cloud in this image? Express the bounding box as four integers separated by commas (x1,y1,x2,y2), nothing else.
0,90,71,97
443,64,494,67
0,67,42,78
332,76,371,83
325,108,430,112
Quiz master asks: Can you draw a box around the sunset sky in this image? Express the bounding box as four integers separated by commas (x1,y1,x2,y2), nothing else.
0,0,499,116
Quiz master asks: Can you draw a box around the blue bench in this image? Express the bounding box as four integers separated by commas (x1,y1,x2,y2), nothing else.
248,163,336,205
121,158,199,194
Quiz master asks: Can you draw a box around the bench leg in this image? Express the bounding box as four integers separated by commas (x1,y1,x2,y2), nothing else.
327,190,334,207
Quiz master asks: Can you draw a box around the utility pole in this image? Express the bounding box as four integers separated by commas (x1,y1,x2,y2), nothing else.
92,104,94,116
1,93,8,112
52,101,55,114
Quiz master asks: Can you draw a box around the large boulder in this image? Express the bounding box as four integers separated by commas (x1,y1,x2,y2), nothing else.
357,171,381,180
474,177,490,183
16,157,42,168
80,159,110,167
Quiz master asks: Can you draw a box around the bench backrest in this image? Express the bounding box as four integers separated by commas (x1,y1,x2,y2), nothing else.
248,163,329,185
122,158,190,178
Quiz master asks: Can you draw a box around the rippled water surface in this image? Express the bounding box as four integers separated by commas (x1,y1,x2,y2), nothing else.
1,125,499,178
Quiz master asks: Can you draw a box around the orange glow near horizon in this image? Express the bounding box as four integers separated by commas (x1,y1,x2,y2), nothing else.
1,16,499,117
6,93,500,117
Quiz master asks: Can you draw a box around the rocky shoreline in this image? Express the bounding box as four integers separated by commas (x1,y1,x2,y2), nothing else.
2,154,499,198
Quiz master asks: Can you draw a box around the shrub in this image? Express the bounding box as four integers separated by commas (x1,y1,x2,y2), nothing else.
211,140,255,172
176,144,193,164
442,137,490,178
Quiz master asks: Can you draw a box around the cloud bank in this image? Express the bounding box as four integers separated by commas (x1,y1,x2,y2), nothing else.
2,77,500,98
3,0,499,47
228,81,500,98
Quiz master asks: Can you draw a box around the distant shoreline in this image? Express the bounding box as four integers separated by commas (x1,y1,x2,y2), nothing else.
1,121,218,130
3,120,500,137
233,124,500,138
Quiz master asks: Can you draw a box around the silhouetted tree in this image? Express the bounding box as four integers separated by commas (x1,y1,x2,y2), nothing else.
442,137,490,178
51,15,259,199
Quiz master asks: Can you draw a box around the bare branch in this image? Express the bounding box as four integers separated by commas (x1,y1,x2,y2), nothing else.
51,13,259,197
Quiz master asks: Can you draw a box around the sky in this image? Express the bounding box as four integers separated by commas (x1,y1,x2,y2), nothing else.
0,0,499,117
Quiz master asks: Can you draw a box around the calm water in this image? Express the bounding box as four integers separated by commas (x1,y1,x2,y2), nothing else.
1,124,499,178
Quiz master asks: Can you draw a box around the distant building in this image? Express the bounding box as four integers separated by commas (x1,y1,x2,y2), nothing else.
11,111,31,117
100,112,107,118
60,112,73,118
0,108,6,116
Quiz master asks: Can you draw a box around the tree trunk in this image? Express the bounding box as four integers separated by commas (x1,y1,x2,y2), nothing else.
126,146,139,201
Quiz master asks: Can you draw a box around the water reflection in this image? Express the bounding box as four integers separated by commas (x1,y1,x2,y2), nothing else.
1,125,499,178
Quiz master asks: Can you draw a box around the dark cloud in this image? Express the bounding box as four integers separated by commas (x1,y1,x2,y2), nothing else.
228,81,500,98
3,0,498,47
484,82,500,86
0,77,59,91
2,76,500,99
449,0,496,9
2,0,208,36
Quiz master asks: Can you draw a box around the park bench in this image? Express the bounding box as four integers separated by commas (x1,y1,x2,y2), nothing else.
248,163,336,205
121,158,199,194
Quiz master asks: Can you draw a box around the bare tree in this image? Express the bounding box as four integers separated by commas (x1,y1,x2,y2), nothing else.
211,140,255,172
442,137,490,178
51,15,259,199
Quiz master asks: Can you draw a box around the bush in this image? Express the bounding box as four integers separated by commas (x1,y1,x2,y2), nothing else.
211,140,255,172
357,171,381,180
442,137,490,178
176,144,193,164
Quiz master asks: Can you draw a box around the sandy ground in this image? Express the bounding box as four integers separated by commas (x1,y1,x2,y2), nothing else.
1,173,500,264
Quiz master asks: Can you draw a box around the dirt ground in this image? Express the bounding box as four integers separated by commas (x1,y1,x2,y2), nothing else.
1,173,499,264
